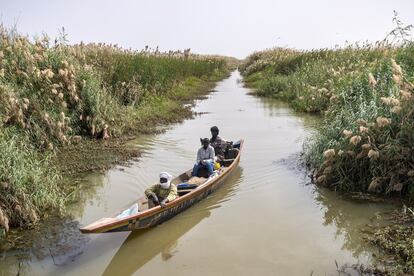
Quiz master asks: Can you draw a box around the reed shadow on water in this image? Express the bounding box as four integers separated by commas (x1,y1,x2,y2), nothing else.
102,167,243,276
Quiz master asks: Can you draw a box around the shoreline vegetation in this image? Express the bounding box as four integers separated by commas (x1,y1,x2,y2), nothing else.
2,14,414,275
239,20,414,274
0,25,234,237
240,42,414,199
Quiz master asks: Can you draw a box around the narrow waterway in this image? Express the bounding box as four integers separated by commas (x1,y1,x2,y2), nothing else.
1,71,394,276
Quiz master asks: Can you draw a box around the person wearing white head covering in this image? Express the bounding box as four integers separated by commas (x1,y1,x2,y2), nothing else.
145,172,178,208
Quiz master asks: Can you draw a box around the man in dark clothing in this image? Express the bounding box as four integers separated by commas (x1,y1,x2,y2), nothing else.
210,126,226,161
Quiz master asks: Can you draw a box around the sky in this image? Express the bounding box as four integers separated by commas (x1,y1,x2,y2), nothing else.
1,0,414,58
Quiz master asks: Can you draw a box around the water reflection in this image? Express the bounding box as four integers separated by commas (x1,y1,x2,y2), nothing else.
102,167,242,276
0,173,105,268
255,95,320,130
274,149,395,265
314,187,394,260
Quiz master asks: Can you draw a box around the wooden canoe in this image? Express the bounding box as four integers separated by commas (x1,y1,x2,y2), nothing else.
79,139,244,234
101,167,241,275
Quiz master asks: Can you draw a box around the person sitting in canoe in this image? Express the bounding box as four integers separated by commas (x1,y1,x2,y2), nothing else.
192,138,215,177
210,126,226,161
145,172,178,208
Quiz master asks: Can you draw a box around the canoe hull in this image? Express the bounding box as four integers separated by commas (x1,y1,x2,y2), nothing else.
80,139,243,234
125,159,238,231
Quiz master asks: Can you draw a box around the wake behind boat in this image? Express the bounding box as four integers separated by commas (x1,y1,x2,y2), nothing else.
79,139,243,234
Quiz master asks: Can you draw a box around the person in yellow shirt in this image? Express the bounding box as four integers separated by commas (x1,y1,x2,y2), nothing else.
145,172,178,208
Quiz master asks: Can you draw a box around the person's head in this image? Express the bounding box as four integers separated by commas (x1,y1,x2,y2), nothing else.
159,172,172,189
200,138,210,149
210,126,219,138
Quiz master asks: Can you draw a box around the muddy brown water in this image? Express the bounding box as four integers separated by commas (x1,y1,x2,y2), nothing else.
1,71,395,276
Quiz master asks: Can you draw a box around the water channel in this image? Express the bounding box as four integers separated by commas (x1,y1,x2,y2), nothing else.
0,71,394,276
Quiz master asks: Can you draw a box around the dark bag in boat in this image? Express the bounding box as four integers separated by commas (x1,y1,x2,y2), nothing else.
177,183,198,190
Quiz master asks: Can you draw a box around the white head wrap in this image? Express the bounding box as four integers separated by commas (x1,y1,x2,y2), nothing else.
159,172,172,189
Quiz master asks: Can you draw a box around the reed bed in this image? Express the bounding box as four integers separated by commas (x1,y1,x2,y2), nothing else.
240,38,414,273
240,40,414,199
0,26,229,231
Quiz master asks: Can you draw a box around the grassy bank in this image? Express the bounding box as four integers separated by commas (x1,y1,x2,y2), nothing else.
0,26,231,233
240,43,414,199
54,76,223,178
240,29,414,273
